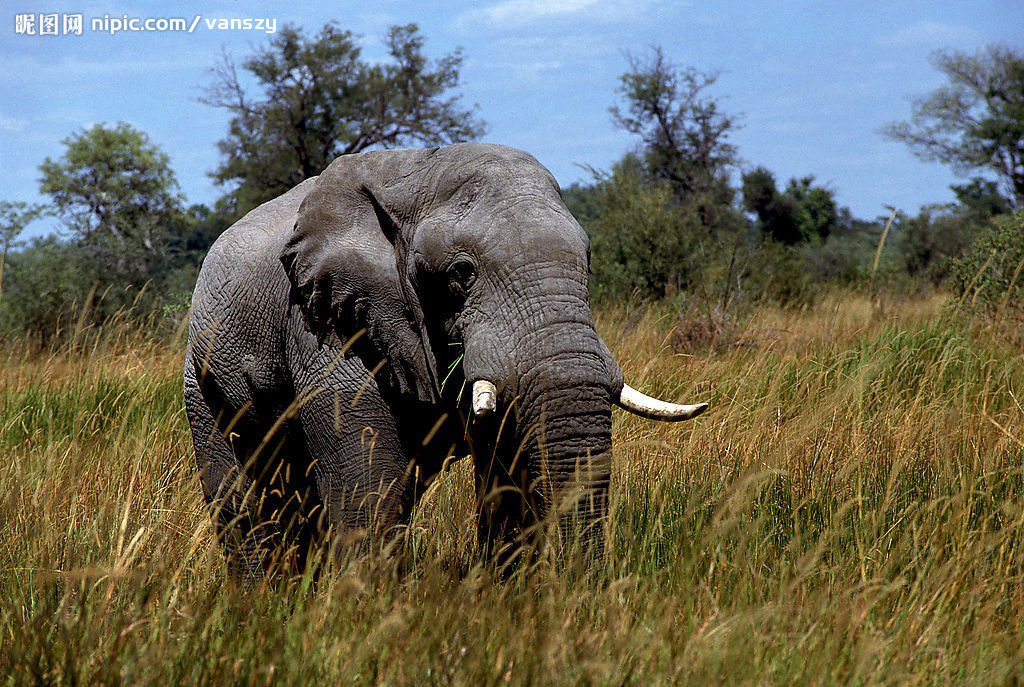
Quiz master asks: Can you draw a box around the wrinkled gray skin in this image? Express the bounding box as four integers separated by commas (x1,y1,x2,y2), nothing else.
184,143,624,576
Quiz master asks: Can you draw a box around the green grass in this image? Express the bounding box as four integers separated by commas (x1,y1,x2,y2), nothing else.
2,294,1024,685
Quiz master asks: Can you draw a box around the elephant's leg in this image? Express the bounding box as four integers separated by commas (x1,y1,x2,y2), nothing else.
294,369,417,549
184,353,269,578
185,353,320,577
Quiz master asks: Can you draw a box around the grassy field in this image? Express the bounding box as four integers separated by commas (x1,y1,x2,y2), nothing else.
2,293,1023,685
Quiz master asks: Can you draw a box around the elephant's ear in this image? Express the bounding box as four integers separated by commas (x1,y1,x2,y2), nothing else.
280,173,440,404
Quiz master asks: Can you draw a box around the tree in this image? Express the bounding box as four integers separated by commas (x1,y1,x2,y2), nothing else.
783,176,838,243
568,156,706,301
203,22,487,216
611,46,739,225
742,167,799,244
742,168,838,244
0,201,45,303
38,122,186,317
951,177,1013,221
166,203,232,263
896,206,984,284
883,45,1024,208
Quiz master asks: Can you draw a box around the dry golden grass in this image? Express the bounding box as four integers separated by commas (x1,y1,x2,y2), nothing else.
2,292,1023,685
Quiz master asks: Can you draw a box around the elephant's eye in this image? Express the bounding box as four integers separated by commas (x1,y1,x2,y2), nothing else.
447,258,476,297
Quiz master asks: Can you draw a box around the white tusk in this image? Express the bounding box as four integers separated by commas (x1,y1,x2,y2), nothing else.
472,380,497,416
616,383,708,421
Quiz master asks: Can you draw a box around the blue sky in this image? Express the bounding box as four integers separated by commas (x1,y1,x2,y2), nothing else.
3,1,1022,239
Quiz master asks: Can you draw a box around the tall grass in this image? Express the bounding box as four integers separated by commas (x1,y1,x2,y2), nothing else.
2,294,1023,685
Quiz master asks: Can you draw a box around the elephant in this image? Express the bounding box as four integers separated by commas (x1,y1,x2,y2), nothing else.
183,142,707,577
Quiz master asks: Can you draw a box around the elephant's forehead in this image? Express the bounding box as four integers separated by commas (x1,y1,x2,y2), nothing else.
493,218,588,261
427,201,588,260
410,160,589,268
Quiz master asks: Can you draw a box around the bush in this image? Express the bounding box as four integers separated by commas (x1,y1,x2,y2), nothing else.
743,240,815,308
895,206,986,284
948,211,1024,316
569,157,707,303
0,233,198,346
0,236,95,344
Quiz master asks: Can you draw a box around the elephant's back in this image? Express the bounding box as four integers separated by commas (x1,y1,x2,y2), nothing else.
187,177,319,405
194,177,319,297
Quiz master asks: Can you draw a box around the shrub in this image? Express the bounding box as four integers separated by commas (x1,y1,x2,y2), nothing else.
570,157,707,303
948,211,1024,316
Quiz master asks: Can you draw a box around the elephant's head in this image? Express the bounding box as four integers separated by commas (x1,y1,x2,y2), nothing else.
280,143,706,558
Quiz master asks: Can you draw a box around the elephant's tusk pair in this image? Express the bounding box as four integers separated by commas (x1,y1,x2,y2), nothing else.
471,379,707,422
616,384,708,421
472,380,497,416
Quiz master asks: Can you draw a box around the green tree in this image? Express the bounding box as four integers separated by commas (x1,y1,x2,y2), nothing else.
951,177,1013,221
203,22,487,216
883,45,1024,208
611,46,739,226
742,168,837,244
0,201,45,303
37,122,187,321
569,156,705,301
784,176,838,243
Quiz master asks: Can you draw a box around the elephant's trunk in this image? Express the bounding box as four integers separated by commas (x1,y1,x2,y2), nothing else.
469,321,617,560
517,349,614,553
462,259,705,562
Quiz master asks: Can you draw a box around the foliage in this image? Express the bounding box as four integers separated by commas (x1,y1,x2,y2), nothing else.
0,236,95,344
741,167,838,244
0,200,45,254
948,210,1024,316
0,123,207,342
158,202,234,314
565,157,706,302
37,122,187,313
801,220,888,286
893,205,986,284
39,122,184,250
952,176,1014,221
203,22,487,217
0,200,46,301
4,296,1024,684
611,46,739,227
582,48,755,308
782,176,838,242
744,239,815,307
569,160,838,309
883,44,1024,208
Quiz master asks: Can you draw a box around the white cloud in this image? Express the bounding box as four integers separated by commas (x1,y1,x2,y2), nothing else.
0,115,29,133
451,0,665,30
877,21,983,49
507,59,564,76
487,34,617,60
468,0,601,24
